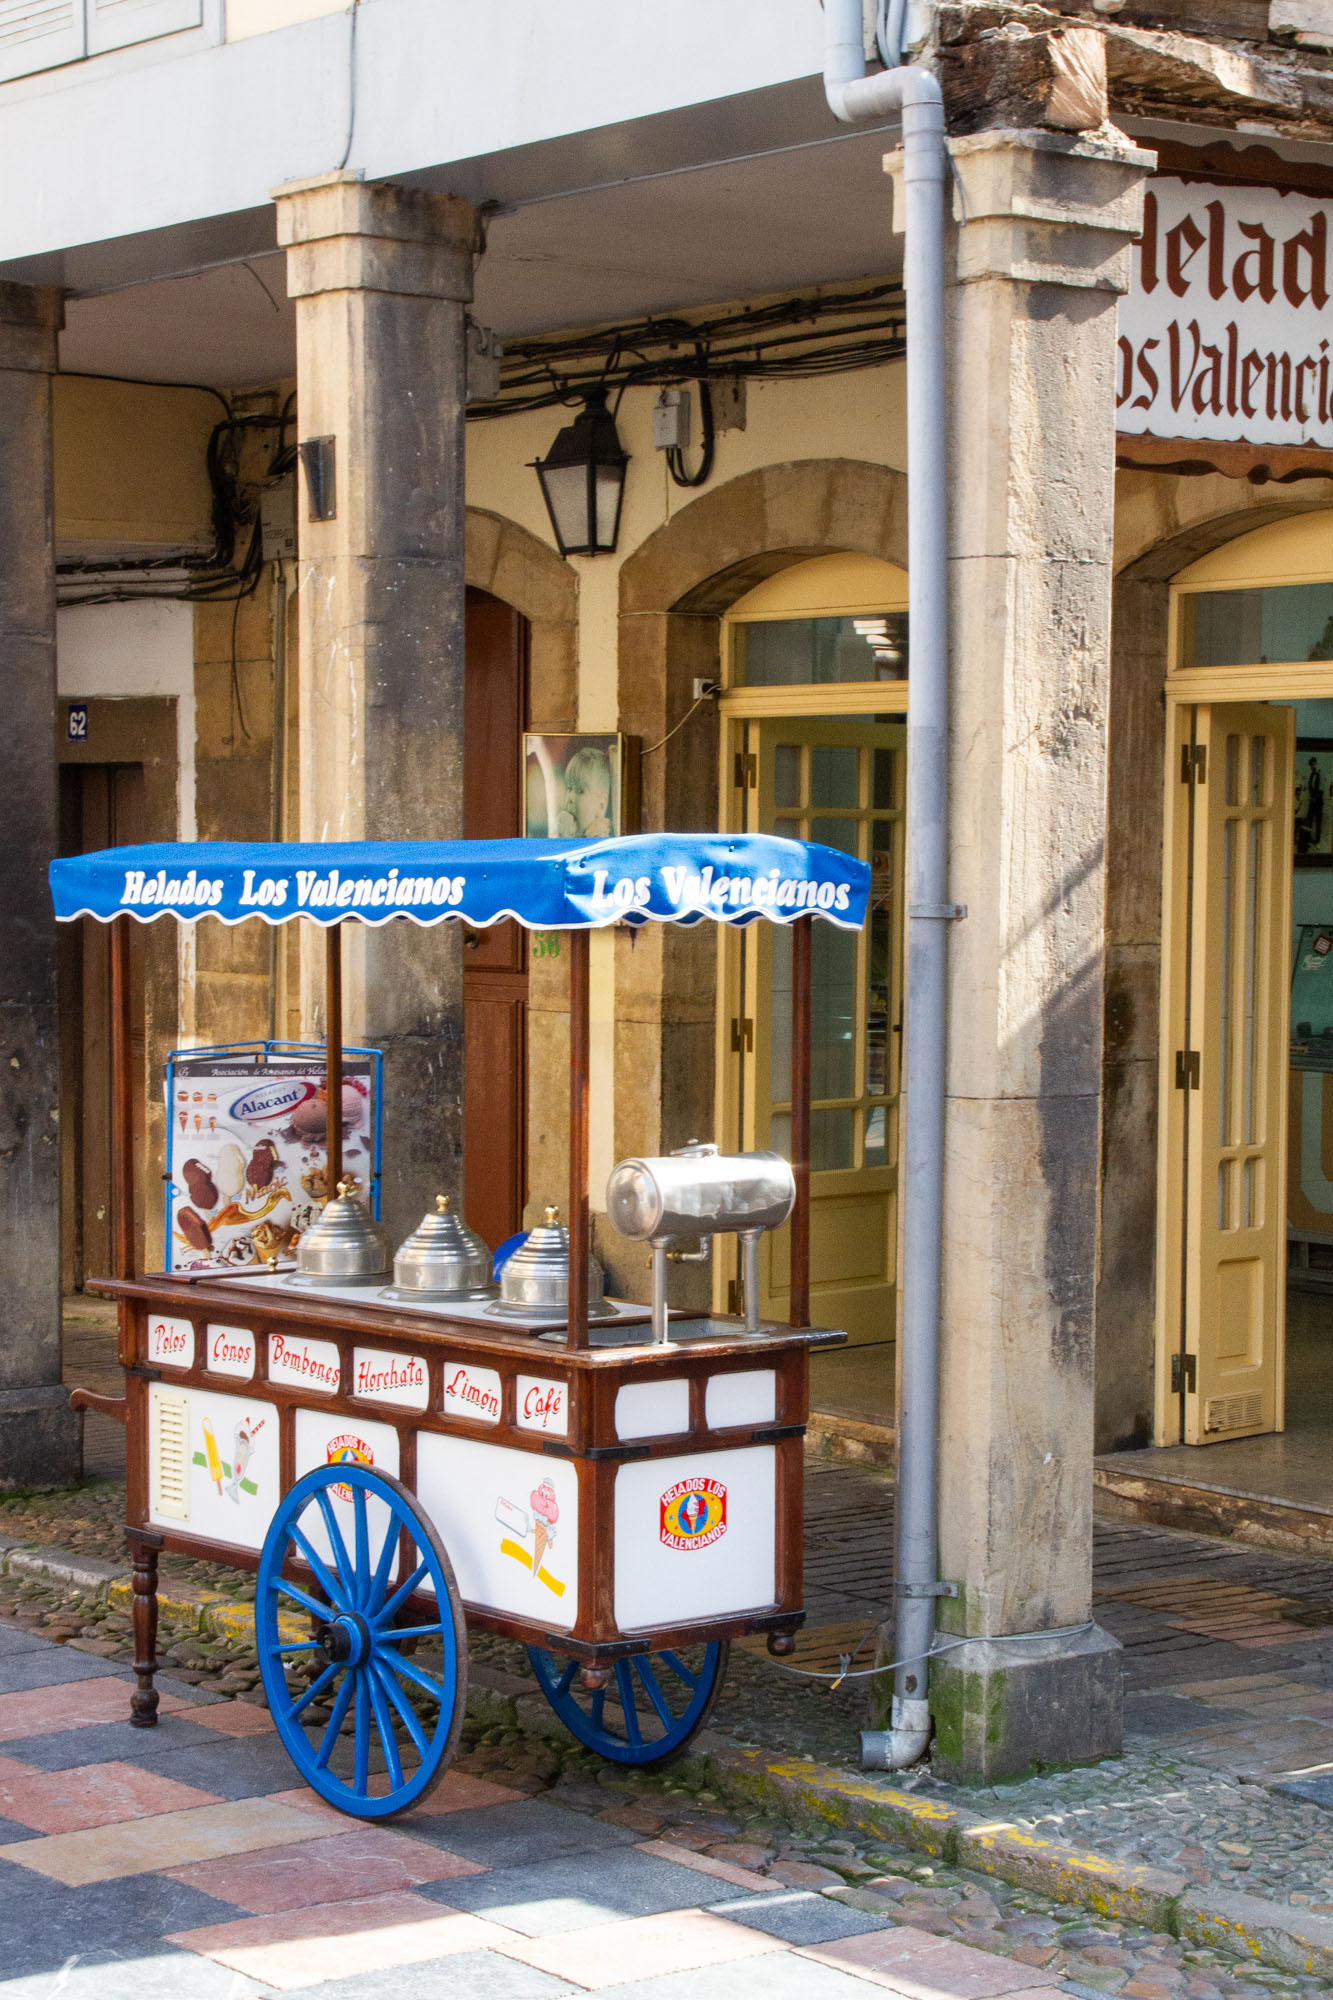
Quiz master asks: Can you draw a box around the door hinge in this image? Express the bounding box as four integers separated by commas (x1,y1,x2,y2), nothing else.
1171,1352,1197,1396
733,751,756,789
730,1016,754,1054
1174,1048,1200,1091
1180,743,1207,785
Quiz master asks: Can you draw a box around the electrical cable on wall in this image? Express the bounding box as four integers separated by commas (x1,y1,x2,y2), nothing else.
56,398,295,608
468,280,907,423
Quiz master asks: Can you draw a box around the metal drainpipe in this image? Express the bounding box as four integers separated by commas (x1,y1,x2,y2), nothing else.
824,0,949,1772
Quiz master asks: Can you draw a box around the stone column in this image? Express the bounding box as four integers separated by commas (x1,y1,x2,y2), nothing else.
273,173,479,1244
0,282,82,1487
924,131,1152,1780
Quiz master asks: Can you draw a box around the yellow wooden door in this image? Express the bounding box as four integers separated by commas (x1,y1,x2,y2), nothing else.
718,716,904,1342
1158,702,1293,1443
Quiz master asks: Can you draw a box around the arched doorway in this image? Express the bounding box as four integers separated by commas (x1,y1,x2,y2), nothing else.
1155,510,1333,1478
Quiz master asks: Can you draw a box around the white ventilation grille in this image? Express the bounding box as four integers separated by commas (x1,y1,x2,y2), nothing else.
1203,1392,1263,1434
87,0,201,56
0,1,81,79
151,1391,191,1521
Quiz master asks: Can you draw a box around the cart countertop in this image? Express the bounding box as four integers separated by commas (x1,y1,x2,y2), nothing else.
100,1274,848,1364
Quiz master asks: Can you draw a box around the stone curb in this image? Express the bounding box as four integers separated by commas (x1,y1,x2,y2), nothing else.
694,1744,1333,1980
2,1537,1329,1979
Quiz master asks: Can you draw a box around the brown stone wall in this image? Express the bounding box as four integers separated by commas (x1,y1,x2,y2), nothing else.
191,574,278,1048
464,507,578,1228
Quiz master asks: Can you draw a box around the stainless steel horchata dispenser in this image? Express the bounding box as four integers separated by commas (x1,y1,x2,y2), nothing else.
287,1176,391,1287
382,1195,493,1302
605,1141,796,1342
488,1204,606,1323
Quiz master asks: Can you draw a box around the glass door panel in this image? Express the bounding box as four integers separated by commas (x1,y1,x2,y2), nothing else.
721,715,905,1345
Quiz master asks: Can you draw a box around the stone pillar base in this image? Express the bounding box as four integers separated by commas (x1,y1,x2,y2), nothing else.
930,1624,1122,1783
0,1385,82,1491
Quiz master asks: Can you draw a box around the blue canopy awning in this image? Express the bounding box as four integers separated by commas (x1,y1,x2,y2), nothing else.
49,835,870,932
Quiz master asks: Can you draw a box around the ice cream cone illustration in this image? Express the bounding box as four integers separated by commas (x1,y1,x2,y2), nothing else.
226,1416,259,1502
202,1417,223,1496
530,1478,559,1574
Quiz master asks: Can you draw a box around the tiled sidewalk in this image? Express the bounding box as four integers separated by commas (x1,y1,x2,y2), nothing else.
0,1624,1077,2000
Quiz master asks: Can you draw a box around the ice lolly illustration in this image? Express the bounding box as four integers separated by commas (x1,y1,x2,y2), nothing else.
226,1419,254,1502
530,1478,559,1572
202,1417,223,1495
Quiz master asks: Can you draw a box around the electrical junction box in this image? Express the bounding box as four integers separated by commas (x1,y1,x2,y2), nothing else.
652,388,690,451
259,482,297,561
466,322,504,403
712,375,747,433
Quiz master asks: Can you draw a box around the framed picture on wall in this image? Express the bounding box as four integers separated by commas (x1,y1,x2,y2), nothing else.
523,733,641,839
1296,739,1333,867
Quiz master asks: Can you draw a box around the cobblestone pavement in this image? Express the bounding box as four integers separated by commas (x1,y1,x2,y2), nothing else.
6,1452,1333,1943
3,1621,1333,2000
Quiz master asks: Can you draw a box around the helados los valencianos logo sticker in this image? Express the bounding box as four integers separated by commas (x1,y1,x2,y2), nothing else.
326,1433,373,1501
660,1476,727,1551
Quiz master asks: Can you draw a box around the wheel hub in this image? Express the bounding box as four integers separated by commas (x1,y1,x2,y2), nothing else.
322,1612,370,1668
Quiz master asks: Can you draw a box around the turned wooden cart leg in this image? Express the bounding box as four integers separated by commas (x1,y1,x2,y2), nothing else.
127,1531,162,1728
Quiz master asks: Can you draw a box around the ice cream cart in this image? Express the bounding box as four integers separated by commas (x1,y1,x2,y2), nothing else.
49,833,869,1819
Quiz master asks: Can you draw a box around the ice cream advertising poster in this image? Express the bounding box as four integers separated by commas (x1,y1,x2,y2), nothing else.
164,1050,378,1272
415,1434,578,1630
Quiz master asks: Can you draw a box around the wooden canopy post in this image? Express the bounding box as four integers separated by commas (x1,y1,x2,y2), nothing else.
567,926,590,1350
111,913,137,1283
325,923,343,1195
789,913,812,1329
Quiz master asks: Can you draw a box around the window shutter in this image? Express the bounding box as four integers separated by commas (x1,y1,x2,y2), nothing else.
0,0,83,83
86,0,201,56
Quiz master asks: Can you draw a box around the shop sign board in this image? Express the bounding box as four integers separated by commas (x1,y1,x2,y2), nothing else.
206,1323,256,1379
147,1315,194,1369
515,1375,568,1435
353,1347,429,1410
1118,175,1333,452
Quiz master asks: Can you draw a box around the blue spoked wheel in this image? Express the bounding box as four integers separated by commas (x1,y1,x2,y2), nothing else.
526,1641,729,1766
257,1464,467,1819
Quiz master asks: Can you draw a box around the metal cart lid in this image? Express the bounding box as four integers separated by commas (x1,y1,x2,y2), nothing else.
49,833,870,932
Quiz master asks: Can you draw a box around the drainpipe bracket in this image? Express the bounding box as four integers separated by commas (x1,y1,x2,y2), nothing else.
908,903,966,921
895,1579,959,1598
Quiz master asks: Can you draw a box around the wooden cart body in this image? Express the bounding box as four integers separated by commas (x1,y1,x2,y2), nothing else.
109,1275,841,1659
48,832,870,1780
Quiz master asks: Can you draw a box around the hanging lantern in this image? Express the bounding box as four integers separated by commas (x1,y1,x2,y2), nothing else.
531,388,629,557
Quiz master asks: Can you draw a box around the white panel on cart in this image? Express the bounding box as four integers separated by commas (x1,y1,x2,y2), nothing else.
515,1376,568,1436
442,1360,501,1425
353,1348,429,1411
293,1410,402,1588
615,1378,689,1441
705,1370,776,1431
148,1384,279,1551
613,1446,775,1631
415,1432,577,1631
206,1324,255,1379
147,1316,194,1369
268,1331,341,1394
